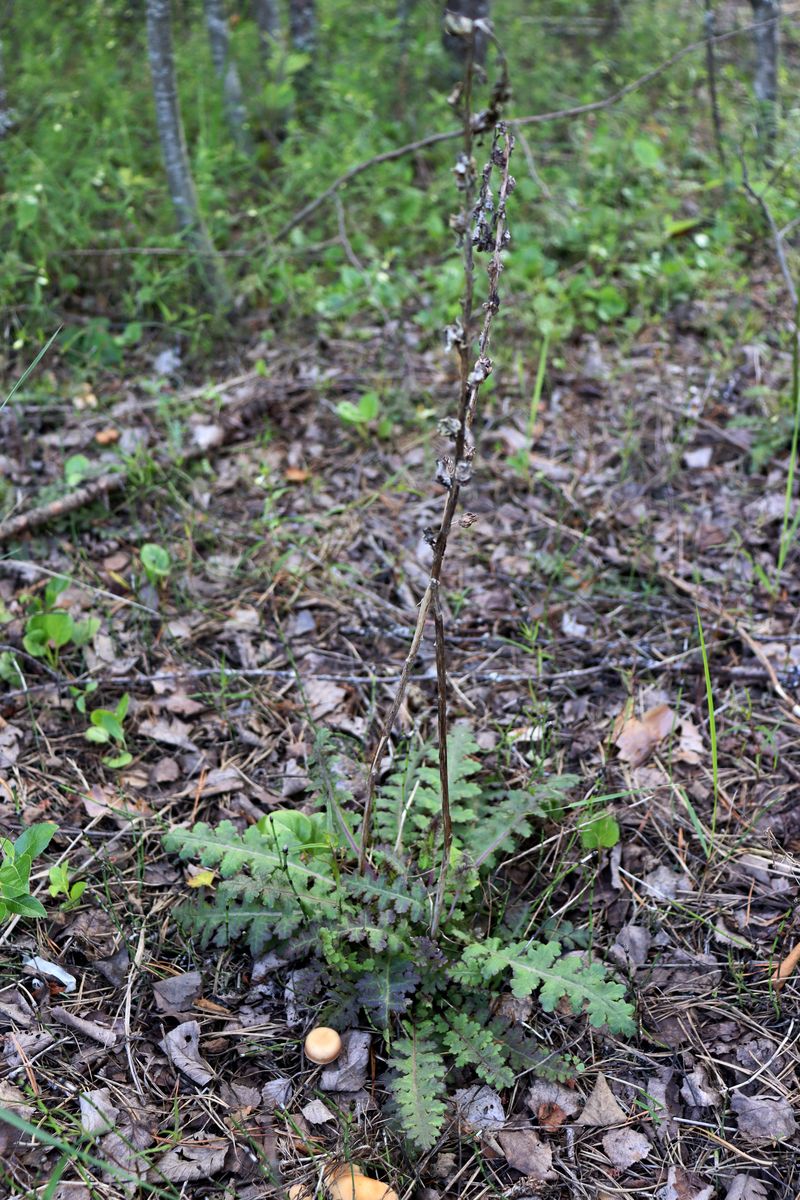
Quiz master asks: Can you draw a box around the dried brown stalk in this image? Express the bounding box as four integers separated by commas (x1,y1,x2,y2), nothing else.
358,22,516,909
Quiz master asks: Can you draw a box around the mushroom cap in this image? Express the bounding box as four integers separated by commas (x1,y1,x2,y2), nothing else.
327,1169,398,1200
304,1026,343,1065
288,1186,312,1200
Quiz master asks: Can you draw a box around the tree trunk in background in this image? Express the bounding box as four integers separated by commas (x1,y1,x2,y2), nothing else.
601,0,626,37
289,0,316,102
203,0,252,153
0,37,12,139
443,1,489,70
704,0,725,167
145,0,231,309
749,0,780,158
254,0,281,63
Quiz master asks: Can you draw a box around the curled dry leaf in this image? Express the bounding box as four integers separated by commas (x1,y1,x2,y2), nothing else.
680,1065,721,1108
525,1080,581,1130
159,1020,214,1085
80,1088,120,1137
614,703,676,767
151,1136,228,1182
661,1165,714,1200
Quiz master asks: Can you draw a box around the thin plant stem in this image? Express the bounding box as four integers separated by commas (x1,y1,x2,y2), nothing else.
696,608,719,838
776,294,800,582
430,582,452,936
358,29,515,874
524,332,549,484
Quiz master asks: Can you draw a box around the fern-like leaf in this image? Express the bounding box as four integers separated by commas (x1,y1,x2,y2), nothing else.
375,727,481,851
466,775,579,869
344,870,426,923
438,1012,514,1089
357,958,420,1025
451,938,635,1034
388,1022,448,1151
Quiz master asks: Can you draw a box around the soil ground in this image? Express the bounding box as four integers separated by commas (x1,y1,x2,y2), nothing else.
1,302,799,1199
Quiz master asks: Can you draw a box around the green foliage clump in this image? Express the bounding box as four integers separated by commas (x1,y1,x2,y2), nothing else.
165,728,634,1152
0,822,57,922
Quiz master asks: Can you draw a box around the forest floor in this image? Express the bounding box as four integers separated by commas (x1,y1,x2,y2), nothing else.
1,293,799,1199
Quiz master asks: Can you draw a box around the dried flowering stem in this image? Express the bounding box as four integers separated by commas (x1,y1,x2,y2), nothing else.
359,22,515,891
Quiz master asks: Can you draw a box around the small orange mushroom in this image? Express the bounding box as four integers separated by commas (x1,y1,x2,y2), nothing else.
327,1167,398,1200
304,1026,342,1065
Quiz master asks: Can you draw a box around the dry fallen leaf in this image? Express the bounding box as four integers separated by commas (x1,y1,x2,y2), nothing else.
454,1085,505,1131
680,1064,721,1107
731,1092,797,1143
301,1098,336,1124
320,1030,371,1093
662,1165,714,1200
285,467,310,482
525,1081,581,1129
151,1137,228,1182
80,1088,120,1137
614,703,676,767
675,716,704,765
498,1127,555,1179
602,1127,651,1170
576,1074,627,1126
725,1175,769,1200
159,1020,214,1085
153,971,203,1015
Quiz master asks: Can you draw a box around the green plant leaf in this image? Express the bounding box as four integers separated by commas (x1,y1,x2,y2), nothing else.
140,543,171,579
102,750,133,769
14,822,57,861
4,894,47,918
90,709,125,743
580,814,620,850
389,1023,448,1151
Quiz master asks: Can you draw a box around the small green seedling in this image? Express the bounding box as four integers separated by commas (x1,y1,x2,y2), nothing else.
64,454,92,488
335,391,391,438
22,577,99,668
140,543,171,588
580,812,620,850
48,861,87,910
69,679,99,714
0,822,57,922
85,692,132,769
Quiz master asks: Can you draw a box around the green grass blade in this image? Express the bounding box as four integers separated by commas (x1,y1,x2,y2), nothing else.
695,608,719,838
1,328,61,414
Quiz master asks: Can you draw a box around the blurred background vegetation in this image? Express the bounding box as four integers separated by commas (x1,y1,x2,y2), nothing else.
0,0,796,375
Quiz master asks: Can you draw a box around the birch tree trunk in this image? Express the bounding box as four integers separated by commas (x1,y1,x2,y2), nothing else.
749,0,780,158
203,0,252,153
146,0,231,309
289,0,316,103
253,0,281,63
0,36,11,139
443,1,489,69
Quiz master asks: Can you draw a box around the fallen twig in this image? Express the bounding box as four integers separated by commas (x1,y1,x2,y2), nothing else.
0,377,353,545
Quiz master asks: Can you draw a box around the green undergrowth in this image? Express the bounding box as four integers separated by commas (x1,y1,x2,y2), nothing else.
165,726,634,1152
2,1,794,375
